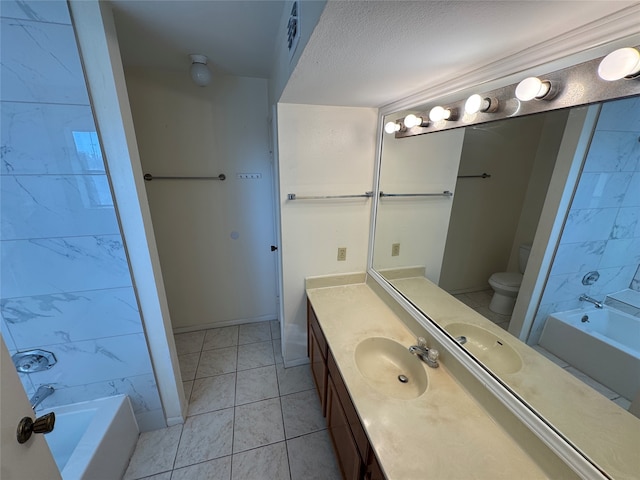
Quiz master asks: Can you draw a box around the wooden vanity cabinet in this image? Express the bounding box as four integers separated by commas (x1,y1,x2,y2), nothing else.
307,299,387,480
308,302,328,415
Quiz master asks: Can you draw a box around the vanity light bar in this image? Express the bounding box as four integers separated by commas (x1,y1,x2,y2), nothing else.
390,45,640,138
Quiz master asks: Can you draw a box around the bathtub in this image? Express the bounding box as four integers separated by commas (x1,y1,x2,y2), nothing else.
42,395,139,480
539,307,640,401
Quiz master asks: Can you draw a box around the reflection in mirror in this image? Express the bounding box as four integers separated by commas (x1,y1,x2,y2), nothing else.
372,95,640,477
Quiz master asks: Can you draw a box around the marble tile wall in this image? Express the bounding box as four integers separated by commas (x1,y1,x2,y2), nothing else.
0,0,163,431
529,96,640,344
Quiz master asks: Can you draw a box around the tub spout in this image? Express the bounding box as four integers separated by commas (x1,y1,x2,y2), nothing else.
579,294,603,309
30,385,54,410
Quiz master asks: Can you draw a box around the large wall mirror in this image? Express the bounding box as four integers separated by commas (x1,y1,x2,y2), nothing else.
370,48,640,478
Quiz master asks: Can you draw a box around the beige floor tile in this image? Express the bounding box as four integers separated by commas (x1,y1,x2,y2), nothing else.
196,346,237,378
233,398,284,453
273,339,283,364
270,320,281,339
183,380,194,403
174,331,206,355
276,363,314,396
188,373,236,416
171,456,231,480
287,430,341,480
239,322,272,344
231,442,289,480
203,326,239,350
178,352,200,382
237,340,274,370
281,389,325,439
235,365,279,405
174,408,234,469
123,424,182,480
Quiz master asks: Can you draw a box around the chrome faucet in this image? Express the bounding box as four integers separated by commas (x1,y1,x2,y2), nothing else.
408,337,439,368
30,385,54,410
579,294,603,309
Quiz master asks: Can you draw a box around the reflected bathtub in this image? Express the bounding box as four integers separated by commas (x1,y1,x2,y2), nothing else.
539,307,640,400
42,395,139,480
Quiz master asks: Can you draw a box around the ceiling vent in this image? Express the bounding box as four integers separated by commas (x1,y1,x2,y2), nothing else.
287,1,300,60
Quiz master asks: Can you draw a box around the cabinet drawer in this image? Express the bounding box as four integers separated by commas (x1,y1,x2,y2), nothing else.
328,351,369,461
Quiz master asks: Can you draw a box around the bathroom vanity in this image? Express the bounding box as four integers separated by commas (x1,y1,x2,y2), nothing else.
306,274,581,480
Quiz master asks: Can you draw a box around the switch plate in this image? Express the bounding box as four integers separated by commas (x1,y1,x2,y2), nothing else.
392,243,400,256
236,173,262,179
337,247,347,261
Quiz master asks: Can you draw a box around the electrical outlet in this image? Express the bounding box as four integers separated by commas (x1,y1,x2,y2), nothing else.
337,247,347,261
236,173,262,179
392,243,400,256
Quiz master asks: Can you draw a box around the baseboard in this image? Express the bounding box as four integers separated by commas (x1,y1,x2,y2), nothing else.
172,315,277,334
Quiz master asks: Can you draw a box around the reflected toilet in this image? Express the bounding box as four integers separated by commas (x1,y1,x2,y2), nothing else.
488,244,532,315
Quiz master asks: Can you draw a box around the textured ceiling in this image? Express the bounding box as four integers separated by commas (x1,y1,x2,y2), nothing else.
109,1,640,106
281,1,640,107
110,0,285,78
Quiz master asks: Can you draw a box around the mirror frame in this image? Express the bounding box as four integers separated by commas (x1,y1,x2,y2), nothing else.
367,39,640,478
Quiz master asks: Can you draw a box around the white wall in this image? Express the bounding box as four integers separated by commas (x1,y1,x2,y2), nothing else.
438,115,546,292
373,122,465,280
277,103,377,365
125,68,278,332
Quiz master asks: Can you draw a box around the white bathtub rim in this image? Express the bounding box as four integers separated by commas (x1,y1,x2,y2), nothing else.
42,394,139,480
547,306,640,359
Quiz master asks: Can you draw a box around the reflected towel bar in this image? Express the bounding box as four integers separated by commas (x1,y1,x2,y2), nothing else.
457,173,491,178
287,192,373,200
379,191,453,198
144,173,226,181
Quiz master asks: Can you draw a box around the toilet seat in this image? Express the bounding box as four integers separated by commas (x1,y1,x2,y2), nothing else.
489,272,523,293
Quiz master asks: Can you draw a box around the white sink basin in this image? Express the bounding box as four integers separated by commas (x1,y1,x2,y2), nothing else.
354,337,428,399
444,323,523,374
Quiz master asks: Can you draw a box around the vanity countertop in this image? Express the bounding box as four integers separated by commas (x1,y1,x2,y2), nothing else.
306,280,552,480
388,275,640,480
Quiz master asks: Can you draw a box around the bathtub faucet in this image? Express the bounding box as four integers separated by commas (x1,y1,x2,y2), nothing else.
30,385,54,410
579,294,603,309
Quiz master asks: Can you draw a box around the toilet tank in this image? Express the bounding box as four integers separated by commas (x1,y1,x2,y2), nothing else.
518,244,532,273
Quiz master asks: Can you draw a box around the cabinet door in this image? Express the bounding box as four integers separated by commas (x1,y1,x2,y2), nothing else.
365,450,386,480
327,377,363,480
309,325,328,414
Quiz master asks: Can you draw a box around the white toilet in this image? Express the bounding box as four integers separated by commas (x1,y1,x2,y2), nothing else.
488,244,532,315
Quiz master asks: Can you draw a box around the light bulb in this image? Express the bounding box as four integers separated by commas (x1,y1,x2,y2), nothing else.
403,114,427,129
464,94,483,115
429,106,454,122
464,94,498,114
515,77,551,101
598,47,640,81
189,54,212,87
384,121,401,134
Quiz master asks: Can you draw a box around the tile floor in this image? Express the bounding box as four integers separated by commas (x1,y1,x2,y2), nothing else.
453,289,632,409
452,289,511,330
123,321,342,480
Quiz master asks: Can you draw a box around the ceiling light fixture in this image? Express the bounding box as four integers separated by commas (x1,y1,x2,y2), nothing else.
403,114,428,129
515,77,553,101
598,47,640,81
464,94,499,114
189,54,212,87
429,106,457,122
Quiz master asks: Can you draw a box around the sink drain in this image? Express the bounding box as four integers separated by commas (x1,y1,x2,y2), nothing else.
397,374,409,383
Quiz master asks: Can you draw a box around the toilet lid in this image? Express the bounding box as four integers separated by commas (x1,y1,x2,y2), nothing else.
490,272,523,287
